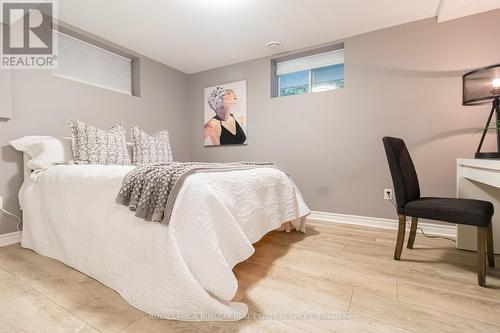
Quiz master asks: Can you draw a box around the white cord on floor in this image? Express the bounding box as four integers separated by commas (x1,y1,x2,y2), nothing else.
0,208,22,232
417,226,456,242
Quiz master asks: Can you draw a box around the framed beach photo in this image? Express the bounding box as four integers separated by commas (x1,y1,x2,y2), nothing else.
203,80,247,146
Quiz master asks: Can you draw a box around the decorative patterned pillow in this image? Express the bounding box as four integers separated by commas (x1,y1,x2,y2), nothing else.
131,127,173,165
69,120,131,165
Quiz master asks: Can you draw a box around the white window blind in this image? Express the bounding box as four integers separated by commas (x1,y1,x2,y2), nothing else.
53,32,132,95
276,49,344,76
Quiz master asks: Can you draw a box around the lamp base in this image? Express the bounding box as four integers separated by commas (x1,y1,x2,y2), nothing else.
475,98,500,160
475,152,500,159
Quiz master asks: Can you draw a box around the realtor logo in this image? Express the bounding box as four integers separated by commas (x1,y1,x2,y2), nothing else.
1,1,58,69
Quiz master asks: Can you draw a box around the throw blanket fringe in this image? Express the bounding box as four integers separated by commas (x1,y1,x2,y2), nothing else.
116,162,277,224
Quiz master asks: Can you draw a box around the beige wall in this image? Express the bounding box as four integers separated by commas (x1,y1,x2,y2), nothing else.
0,52,190,234
187,10,500,220
2,10,500,235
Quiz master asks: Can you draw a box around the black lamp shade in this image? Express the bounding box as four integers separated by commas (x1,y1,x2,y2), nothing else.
463,64,500,106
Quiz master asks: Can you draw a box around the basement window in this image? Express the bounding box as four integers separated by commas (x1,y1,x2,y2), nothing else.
53,31,137,96
272,45,344,97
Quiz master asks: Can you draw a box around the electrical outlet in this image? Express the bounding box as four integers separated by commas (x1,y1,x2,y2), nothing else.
384,189,393,200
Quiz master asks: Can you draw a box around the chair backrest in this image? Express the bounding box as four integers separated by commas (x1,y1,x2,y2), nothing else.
382,137,420,214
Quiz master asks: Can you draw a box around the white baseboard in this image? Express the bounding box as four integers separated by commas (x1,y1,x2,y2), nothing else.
308,211,456,238
0,212,456,247
0,231,21,247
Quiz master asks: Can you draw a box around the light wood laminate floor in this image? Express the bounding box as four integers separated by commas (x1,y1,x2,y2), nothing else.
1,221,499,333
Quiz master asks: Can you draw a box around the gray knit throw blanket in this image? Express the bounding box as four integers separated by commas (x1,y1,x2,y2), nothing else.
115,162,276,224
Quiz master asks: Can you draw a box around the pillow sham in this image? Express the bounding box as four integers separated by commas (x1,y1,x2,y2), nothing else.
9,136,73,170
69,120,131,165
131,127,173,165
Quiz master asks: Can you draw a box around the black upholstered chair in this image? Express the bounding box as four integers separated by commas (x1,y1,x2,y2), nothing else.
382,136,495,286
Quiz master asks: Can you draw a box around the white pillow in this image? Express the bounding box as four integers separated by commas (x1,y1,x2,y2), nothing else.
9,136,73,170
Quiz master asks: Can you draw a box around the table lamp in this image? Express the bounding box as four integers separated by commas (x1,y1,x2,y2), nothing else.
463,64,500,159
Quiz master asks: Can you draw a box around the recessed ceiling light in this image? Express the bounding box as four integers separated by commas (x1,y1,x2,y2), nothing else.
266,41,282,48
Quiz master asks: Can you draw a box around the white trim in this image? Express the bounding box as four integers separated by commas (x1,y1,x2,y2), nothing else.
0,213,456,247
0,231,21,247
308,211,456,238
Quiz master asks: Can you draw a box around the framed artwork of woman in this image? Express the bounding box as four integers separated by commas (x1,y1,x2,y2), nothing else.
204,80,247,146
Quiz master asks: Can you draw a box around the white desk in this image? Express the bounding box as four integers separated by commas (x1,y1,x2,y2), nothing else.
457,158,500,253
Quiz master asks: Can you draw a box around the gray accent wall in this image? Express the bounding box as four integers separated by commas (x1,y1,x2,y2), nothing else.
187,10,500,220
0,50,189,235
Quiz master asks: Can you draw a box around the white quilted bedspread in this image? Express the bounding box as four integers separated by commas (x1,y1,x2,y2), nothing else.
19,165,310,320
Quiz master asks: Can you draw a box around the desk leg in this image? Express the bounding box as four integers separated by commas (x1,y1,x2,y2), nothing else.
457,174,500,254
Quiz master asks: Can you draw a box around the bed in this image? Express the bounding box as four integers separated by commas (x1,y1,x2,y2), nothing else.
18,151,310,321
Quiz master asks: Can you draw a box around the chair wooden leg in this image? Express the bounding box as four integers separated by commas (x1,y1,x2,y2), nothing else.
477,227,487,287
407,217,418,249
487,223,495,268
394,215,406,260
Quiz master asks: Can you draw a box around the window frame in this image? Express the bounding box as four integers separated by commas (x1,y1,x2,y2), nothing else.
271,43,344,98
51,24,141,97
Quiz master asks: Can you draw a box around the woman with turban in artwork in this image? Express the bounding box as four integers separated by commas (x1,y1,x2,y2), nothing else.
204,86,247,146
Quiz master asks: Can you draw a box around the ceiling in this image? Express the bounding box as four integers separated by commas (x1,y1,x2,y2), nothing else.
9,0,500,73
